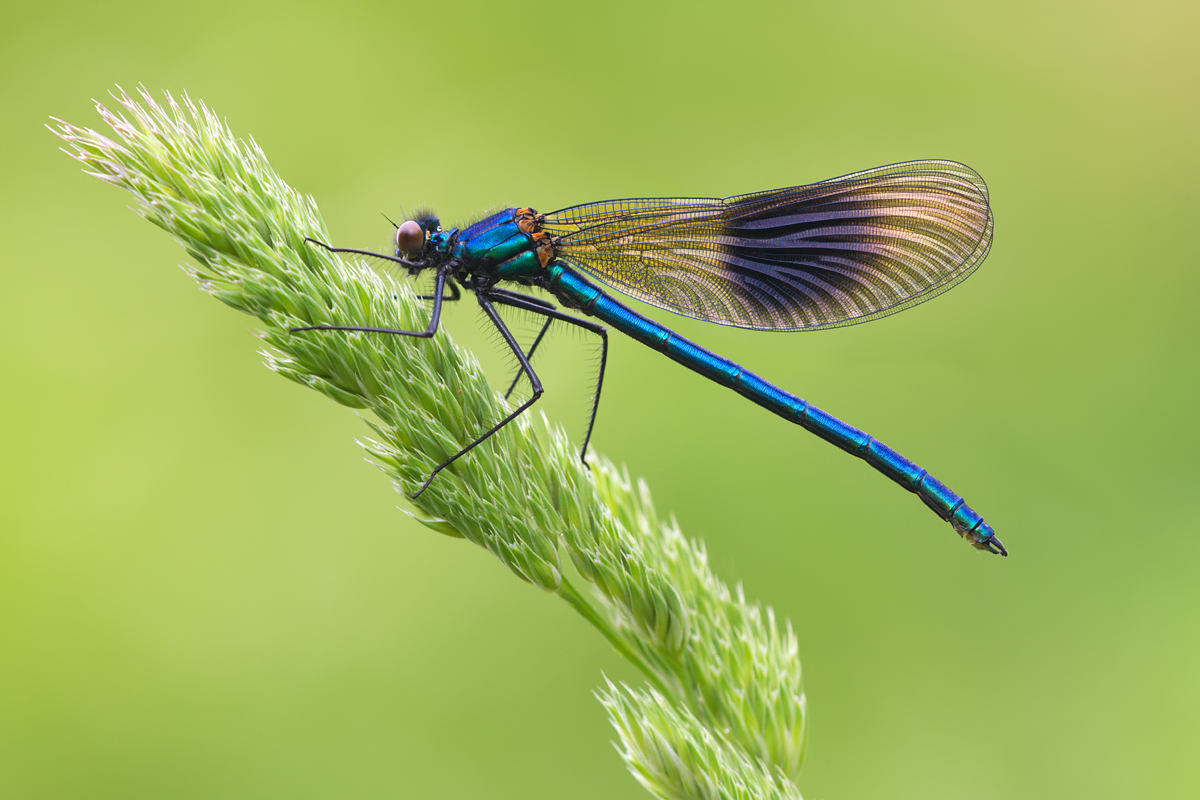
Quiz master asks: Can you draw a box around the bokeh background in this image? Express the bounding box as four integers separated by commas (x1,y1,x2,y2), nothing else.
2,1,1197,798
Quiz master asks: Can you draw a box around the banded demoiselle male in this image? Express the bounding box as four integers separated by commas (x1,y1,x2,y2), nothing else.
296,160,1005,555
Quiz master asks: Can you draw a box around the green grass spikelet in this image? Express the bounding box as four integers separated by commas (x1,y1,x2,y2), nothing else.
53,87,809,799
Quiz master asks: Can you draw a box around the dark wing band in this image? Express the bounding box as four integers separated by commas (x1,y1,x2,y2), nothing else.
543,160,992,331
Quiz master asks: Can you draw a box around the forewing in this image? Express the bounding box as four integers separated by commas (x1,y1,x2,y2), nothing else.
543,160,992,331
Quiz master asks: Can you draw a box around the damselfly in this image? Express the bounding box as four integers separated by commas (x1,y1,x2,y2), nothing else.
296,160,1004,555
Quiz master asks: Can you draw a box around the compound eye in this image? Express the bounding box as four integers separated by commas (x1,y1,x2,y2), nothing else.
394,220,425,259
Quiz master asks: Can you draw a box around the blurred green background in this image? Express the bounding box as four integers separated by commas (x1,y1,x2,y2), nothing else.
2,1,1197,797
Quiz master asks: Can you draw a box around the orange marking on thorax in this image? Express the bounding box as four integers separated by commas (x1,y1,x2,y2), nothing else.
514,208,542,234
531,231,555,267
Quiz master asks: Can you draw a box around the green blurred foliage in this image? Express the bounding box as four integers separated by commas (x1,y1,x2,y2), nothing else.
1,1,1196,798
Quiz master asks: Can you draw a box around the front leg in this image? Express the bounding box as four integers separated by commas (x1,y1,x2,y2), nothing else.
292,269,450,338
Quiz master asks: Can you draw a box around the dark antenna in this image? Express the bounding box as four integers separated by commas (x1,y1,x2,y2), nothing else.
381,212,399,230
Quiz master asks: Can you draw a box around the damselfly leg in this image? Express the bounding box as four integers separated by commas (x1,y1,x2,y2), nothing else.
411,293,545,498
416,280,461,302
291,239,449,337
488,289,608,468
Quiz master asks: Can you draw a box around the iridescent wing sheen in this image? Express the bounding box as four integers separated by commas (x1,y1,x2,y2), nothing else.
542,160,992,331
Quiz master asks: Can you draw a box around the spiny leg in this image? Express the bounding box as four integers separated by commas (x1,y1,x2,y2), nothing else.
489,287,557,311
303,237,459,304
504,317,553,400
411,293,545,498
489,290,609,469
489,288,558,399
303,237,422,270
300,237,453,332
291,269,449,338
417,279,461,302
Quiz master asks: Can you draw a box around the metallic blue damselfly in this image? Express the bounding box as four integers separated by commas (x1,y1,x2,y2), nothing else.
295,160,1005,555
